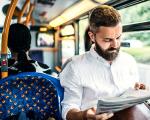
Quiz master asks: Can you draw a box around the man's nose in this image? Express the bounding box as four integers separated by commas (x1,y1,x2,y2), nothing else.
110,39,118,48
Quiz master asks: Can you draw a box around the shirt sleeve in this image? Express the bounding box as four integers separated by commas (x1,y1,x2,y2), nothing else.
59,62,83,120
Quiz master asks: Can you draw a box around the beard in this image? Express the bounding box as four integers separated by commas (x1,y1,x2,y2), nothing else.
95,41,120,61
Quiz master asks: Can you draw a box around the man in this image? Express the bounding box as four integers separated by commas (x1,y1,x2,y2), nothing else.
59,5,142,120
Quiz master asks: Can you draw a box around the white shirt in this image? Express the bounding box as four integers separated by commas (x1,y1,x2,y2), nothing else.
59,47,139,120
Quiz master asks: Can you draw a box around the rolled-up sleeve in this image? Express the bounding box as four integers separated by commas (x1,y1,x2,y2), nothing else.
59,62,83,120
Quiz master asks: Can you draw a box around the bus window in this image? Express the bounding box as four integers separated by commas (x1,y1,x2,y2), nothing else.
61,39,75,64
118,0,150,85
79,17,88,54
119,1,150,25
121,31,150,85
121,31,150,65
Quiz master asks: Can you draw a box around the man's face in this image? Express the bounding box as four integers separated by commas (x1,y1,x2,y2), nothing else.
89,23,122,61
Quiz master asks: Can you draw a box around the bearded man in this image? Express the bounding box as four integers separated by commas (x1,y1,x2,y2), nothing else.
60,5,141,120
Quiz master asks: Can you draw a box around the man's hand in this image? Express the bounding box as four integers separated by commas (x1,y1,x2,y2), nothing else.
134,82,147,90
83,107,114,120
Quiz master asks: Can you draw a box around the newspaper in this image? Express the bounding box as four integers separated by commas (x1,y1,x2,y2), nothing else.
96,88,150,114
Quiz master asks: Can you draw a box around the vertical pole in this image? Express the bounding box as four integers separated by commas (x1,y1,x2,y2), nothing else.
1,0,19,78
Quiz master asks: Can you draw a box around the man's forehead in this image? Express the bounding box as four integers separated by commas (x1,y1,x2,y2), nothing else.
97,24,122,37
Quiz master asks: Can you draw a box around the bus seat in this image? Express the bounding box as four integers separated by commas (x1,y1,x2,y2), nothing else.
0,72,64,120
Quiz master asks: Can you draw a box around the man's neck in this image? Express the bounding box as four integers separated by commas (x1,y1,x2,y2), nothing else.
108,61,112,65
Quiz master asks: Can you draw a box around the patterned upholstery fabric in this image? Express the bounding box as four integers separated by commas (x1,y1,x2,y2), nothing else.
0,72,64,120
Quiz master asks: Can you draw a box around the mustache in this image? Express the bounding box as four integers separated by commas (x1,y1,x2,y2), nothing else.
108,47,118,51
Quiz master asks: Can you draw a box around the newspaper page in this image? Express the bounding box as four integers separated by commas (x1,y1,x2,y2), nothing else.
96,88,150,114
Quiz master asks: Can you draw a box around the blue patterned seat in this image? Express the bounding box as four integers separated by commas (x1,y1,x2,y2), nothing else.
0,72,64,120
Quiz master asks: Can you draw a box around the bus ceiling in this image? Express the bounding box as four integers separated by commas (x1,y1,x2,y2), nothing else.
0,0,112,28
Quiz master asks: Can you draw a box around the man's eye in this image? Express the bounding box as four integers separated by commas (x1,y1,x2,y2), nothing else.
104,39,111,42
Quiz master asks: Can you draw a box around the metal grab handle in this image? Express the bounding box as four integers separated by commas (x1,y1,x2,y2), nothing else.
25,3,35,26
1,0,19,78
17,0,30,23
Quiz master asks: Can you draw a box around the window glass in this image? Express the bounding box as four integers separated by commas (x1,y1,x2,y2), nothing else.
79,18,88,54
61,39,75,64
119,1,150,25
121,31,150,65
121,31,150,84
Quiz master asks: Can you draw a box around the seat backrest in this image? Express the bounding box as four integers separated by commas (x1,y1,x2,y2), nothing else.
0,72,64,120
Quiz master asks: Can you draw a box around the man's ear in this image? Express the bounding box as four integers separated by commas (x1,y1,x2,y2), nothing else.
88,31,95,43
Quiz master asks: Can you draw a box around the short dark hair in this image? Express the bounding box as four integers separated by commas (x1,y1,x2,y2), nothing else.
8,23,31,52
84,26,93,51
89,5,121,33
